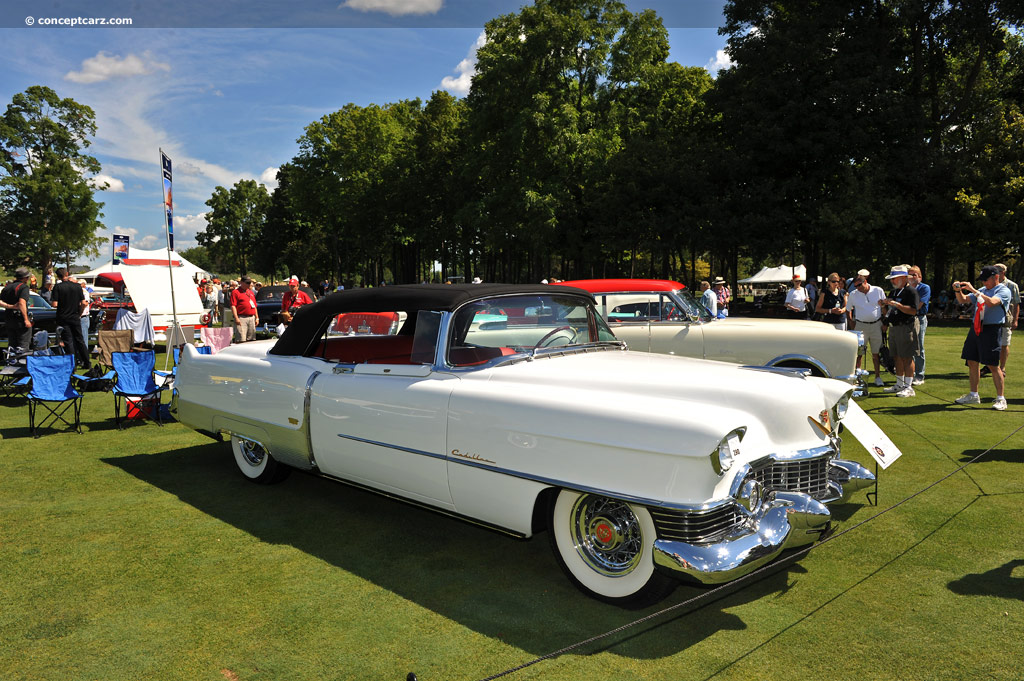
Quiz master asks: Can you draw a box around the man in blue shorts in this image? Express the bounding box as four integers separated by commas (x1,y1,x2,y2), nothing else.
952,265,1011,410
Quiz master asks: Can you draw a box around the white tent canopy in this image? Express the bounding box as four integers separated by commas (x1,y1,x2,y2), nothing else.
79,247,212,283
738,264,807,284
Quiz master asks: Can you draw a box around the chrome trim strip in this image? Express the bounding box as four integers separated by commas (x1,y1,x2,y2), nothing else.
336,433,448,461
332,431,740,513
739,364,810,377
304,371,321,469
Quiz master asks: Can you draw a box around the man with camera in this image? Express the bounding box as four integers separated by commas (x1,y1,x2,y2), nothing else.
952,265,1011,410
880,266,920,397
280,275,313,325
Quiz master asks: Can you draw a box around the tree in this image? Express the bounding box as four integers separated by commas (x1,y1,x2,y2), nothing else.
0,85,106,272
198,179,271,274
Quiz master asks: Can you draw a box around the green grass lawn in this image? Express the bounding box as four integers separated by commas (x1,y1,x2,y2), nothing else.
1,327,1021,681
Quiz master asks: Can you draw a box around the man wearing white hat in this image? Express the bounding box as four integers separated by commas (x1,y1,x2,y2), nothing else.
280,275,313,323
881,265,920,397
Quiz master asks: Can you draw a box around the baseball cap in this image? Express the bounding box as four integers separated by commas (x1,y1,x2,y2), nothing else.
979,265,998,281
288,275,299,285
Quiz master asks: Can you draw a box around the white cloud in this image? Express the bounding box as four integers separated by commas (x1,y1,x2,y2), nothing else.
98,225,140,237
65,51,171,84
705,48,734,77
340,0,443,16
259,167,279,191
174,213,209,239
441,31,486,97
91,174,125,192
135,234,161,249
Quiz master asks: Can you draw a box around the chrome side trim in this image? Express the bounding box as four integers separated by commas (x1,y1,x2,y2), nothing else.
336,433,448,461
739,364,810,378
331,431,741,513
304,371,321,470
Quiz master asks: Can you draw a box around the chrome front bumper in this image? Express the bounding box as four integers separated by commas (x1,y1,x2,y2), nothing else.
652,491,831,585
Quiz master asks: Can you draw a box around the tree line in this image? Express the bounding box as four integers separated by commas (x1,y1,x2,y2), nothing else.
4,0,1022,289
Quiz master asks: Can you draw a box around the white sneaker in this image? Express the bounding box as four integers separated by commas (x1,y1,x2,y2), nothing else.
896,387,915,397
874,377,884,387
884,385,901,393
955,393,981,405
992,397,1007,411
912,378,924,386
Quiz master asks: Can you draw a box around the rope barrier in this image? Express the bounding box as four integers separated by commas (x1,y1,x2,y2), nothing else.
433,416,1024,681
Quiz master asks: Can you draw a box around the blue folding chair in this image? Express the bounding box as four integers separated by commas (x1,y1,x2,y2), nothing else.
26,354,83,438
111,351,169,428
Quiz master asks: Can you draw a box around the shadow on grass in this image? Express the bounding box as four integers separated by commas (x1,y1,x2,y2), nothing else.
957,447,1024,464
103,443,822,660
947,559,1024,601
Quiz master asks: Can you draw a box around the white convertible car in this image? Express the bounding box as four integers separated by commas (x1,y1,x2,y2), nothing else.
176,284,875,607
558,279,866,396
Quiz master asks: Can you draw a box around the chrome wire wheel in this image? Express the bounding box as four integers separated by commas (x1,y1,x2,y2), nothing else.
237,438,266,468
569,495,643,577
230,434,290,484
549,489,675,607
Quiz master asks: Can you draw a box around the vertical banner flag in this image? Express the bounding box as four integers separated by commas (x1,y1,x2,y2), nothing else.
112,234,130,264
161,150,174,251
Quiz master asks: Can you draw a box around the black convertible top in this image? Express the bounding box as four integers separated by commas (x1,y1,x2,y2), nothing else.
270,283,592,356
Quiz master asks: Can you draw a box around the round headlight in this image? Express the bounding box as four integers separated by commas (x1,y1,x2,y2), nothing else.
833,392,851,423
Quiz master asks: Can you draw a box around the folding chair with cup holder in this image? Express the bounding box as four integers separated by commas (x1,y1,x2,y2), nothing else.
26,354,83,438
111,350,170,428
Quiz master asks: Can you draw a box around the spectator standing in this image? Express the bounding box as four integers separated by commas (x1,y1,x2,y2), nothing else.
230,276,259,342
993,263,1019,376
280,275,313,323
784,275,809,319
1,267,33,354
79,280,93,355
815,272,848,330
699,280,717,317
847,273,887,387
51,268,91,369
953,266,1011,410
39,276,54,305
202,283,219,324
804,278,817,319
713,277,731,317
880,266,920,397
908,265,931,385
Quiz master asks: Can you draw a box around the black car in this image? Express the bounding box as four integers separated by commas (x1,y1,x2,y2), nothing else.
0,292,106,343
254,285,317,327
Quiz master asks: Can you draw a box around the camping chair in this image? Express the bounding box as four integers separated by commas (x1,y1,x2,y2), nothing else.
111,350,169,428
97,329,133,367
26,354,83,438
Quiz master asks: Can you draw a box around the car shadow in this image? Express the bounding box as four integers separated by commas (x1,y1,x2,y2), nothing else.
947,559,1024,601
104,444,822,659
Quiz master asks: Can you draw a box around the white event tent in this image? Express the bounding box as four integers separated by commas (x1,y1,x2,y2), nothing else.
79,247,212,283
738,264,807,284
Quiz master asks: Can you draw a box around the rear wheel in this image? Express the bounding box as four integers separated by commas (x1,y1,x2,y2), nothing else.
231,435,290,484
548,489,675,608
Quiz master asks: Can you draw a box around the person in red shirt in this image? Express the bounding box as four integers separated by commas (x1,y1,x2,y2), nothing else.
280,275,313,324
230,276,259,342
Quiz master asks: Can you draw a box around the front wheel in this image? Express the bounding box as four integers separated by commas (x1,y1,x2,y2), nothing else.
231,435,290,484
549,489,675,608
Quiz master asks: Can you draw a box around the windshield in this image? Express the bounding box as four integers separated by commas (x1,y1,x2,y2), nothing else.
675,289,714,322
28,293,50,308
449,294,616,361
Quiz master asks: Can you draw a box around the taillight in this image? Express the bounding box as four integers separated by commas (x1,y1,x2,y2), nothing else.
200,313,211,325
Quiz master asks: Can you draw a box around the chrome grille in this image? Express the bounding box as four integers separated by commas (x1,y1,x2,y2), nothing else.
649,504,743,545
753,456,830,500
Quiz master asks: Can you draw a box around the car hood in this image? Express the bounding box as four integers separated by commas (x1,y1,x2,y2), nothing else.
461,349,843,456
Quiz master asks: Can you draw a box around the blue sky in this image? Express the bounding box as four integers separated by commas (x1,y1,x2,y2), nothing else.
0,1,730,266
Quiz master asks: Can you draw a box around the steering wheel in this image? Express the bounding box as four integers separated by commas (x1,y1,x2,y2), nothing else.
536,325,578,347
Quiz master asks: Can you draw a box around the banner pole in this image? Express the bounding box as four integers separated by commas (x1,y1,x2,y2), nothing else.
161,149,180,365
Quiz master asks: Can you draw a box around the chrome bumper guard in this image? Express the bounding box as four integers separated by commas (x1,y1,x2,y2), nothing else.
652,491,831,585
826,458,876,500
